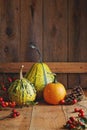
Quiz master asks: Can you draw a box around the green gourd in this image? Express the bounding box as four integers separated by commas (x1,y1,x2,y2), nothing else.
25,43,55,99
8,65,36,105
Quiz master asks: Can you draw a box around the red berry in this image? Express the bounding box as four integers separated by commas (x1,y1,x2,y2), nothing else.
60,99,65,104
5,102,9,107
74,108,79,112
78,112,85,117
79,109,84,114
3,87,7,91
72,99,77,104
16,112,20,116
81,112,85,117
8,102,12,106
69,117,76,122
0,97,3,102
67,120,72,124
12,113,17,118
70,124,76,129
12,101,16,106
9,101,16,108
8,77,13,83
12,109,17,113
1,102,6,107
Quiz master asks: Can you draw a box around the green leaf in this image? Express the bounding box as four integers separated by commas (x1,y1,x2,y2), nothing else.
80,117,87,124
25,101,38,106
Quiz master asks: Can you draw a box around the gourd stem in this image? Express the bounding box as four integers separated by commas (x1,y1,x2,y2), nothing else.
29,42,42,62
20,65,24,80
36,48,42,62
53,73,58,83
48,72,57,83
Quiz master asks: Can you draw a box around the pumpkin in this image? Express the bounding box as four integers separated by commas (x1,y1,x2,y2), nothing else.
25,43,55,99
8,65,36,105
43,81,66,105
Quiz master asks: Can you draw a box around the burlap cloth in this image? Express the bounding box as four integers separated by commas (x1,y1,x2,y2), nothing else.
62,96,87,121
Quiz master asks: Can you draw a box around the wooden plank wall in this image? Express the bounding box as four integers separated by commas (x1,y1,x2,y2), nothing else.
68,0,87,88
0,0,87,89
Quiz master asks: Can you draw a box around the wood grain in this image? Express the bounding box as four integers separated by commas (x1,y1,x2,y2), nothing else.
0,107,33,130
0,0,20,62
43,0,68,87
0,62,87,73
43,0,67,62
68,0,87,88
20,0,42,62
29,105,65,130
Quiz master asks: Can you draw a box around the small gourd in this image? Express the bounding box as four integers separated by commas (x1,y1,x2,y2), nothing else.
25,43,55,99
8,65,36,105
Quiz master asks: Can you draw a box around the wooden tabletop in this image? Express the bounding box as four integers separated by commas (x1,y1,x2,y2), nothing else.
0,104,66,130
0,91,87,130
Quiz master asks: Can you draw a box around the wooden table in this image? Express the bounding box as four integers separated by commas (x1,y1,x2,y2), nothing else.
0,91,87,130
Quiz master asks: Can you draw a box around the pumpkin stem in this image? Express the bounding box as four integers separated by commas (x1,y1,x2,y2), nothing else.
29,42,42,62
20,65,24,80
53,73,58,83
48,72,57,83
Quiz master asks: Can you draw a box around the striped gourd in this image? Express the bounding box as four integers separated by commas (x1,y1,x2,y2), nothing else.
25,63,54,99
8,65,36,105
25,43,55,99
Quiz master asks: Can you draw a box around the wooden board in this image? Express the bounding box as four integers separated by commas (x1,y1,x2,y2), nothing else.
0,0,20,62
20,0,42,62
0,107,33,130
43,0,68,87
68,0,87,88
29,105,65,130
0,62,87,73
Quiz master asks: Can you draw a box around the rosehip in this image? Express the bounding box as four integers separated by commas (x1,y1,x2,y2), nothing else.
1,102,6,107
78,112,85,117
8,77,13,83
67,120,72,124
60,99,65,104
5,102,9,107
16,112,20,116
2,87,7,91
9,101,16,108
12,109,17,113
0,97,3,102
79,109,84,114
69,116,76,122
12,113,17,118
70,124,76,129
72,99,77,104
74,108,79,112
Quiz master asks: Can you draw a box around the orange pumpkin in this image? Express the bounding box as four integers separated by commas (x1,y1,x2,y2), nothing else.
43,82,66,105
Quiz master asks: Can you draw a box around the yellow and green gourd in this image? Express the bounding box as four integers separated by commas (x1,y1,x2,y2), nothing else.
8,65,36,105
25,43,55,99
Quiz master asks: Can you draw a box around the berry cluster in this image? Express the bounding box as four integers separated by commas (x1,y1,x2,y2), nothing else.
0,76,17,110
0,97,16,110
0,76,16,92
60,86,84,105
10,109,20,118
0,76,20,120
64,108,87,129
60,98,78,105
0,109,20,120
